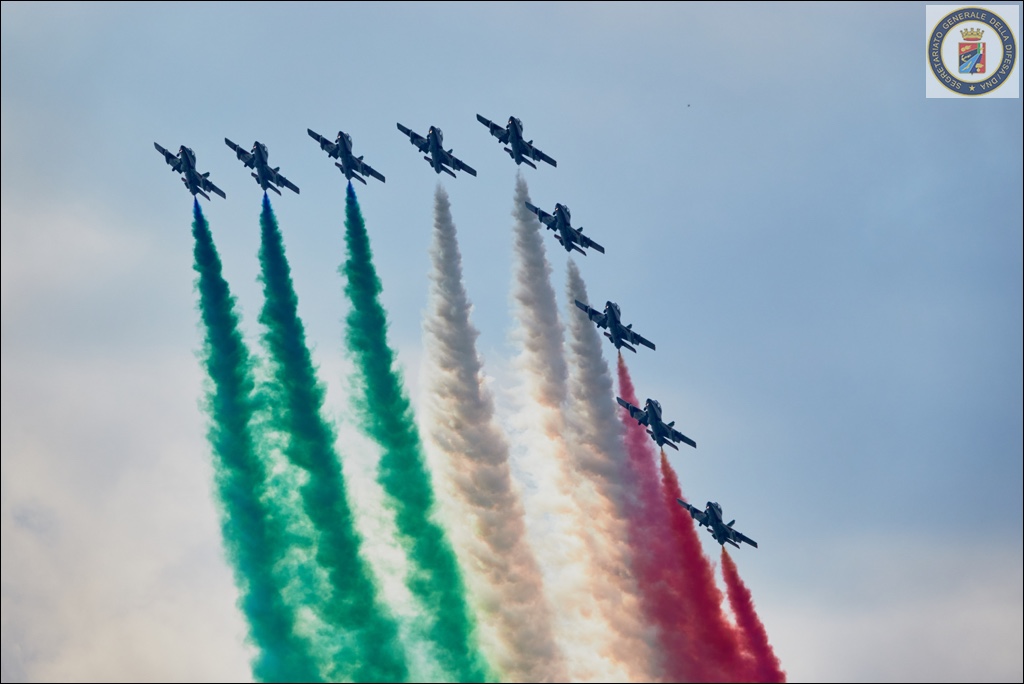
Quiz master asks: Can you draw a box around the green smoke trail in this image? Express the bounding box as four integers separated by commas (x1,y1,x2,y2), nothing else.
256,193,408,682
340,183,491,682
191,199,322,683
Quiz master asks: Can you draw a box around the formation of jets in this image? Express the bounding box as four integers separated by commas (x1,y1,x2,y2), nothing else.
154,114,557,199
155,110,756,550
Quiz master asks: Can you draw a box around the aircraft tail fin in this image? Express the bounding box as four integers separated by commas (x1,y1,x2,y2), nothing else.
572,243,587,255
522,158,537,169
622,342,637,353
442,166,457,179
196,188,211,201
726,538,741,549
352,173,367,185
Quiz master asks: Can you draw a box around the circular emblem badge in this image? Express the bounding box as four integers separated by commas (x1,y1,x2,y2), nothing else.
928,7,1017,95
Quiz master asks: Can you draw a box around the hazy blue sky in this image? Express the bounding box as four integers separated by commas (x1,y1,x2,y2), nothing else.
2,2,1021,682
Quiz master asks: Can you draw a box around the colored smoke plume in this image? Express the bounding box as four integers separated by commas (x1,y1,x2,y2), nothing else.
256,193,408,682
192,199,323,682
721,549,786,683
420,184,565,681
340,183,492,682
659,449,750,682
509,175,636,682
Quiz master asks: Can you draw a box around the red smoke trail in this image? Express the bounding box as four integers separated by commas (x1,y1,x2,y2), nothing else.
615,355,715,681
720,549,787,682
655,419,750,681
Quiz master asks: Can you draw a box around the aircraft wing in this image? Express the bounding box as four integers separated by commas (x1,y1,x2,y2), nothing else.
307,128,337,156
225,138,255,167
731,530,758,549
576,230,605,254
676,499,708,525
154,142,179,169
524,202,555,228
574,300,607,327
275,172,300,195
625,328,656,351
476,114,509,144
359,160,386,183
443,150,477,177
668,426,697,449
200,175,227,199
397,123,429,153
616,397,649,426
528,144,558,168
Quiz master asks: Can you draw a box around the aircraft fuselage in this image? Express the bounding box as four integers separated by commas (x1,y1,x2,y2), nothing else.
604,302,628,348
426,127,446,174
506,117,527,163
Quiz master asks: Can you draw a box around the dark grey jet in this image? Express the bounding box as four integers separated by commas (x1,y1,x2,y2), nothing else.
677,499,758,549
396,123,477,178
575,300,655,353
224,139,300,195
307,128,385,184
154,143,226,200
616,397,696,451
524,202,605,256
476,114,557,169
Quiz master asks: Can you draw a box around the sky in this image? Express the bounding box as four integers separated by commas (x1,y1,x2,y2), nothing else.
2,2,1022,682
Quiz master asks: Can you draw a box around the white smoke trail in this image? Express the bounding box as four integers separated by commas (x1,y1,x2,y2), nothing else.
420,185,567,682
508,174,647,682
563,259,662,679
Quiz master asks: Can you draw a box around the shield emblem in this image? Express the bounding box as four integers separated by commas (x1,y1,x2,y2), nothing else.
959,41,986,74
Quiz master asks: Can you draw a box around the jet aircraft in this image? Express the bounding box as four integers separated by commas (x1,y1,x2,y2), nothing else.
396,124,477,178
224,139,300,195
676,499,758,549
616,397,696,450
154,143,226,200
307,128,385,184
524,202,605,256
575,300,655,353
476,114,557,169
